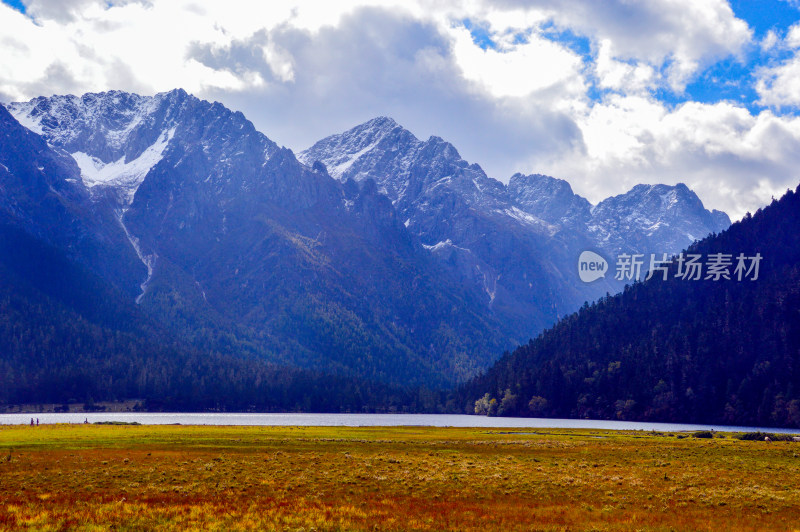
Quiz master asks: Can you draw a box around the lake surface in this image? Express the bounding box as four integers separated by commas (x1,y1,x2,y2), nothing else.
1,412,799,433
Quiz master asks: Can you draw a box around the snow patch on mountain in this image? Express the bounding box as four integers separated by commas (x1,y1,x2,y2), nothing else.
6,101,45,134
328,139,383,178
422,239,454,252
661,188,679,210
476,264,498,305
71,128,175,203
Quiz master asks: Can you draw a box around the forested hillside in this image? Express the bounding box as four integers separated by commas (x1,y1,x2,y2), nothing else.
0,219,423,412
460,185,800,428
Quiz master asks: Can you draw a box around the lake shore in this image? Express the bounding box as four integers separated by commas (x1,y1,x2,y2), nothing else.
3,412,800,434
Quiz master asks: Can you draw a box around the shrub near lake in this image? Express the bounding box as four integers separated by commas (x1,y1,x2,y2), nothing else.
1,424,799,531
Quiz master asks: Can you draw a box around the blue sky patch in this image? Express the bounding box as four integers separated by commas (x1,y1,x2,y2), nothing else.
461,19,497,50
731,0,799,37
682,57,760,110
1,0,26,14
540,22,593,61
542,1,798,110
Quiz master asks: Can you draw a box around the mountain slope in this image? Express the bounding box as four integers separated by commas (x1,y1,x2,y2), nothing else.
0,221,419,412
2,92,735,396
459,185,800,428
588,183,731,257
301,118,602,339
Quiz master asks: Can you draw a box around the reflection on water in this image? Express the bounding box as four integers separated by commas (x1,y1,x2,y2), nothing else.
1,412,798,433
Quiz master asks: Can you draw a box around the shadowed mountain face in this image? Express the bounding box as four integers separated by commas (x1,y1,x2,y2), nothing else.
300,117,731,340
4,92,515,387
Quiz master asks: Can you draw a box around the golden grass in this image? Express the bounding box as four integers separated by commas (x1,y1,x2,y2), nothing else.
1,424,799,530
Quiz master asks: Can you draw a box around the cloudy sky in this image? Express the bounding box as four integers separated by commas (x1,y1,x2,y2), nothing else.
2,0,800,220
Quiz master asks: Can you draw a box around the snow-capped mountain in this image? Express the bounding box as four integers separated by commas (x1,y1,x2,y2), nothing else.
3,91,515,386
300,116,510,215
588,183,731,256
7,90,280,206
301,117,732,333
0,104,147,298
302,118,730,256
11,92,170,204
301,116,587,336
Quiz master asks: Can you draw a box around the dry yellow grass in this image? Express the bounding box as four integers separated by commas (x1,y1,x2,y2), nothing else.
1,424,799,530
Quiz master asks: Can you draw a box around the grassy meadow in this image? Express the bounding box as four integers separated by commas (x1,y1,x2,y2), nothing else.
1,423,799,530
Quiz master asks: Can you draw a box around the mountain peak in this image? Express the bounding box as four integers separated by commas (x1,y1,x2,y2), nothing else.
300,115,505,209
8,91,166,157
349,116,407,142
589,182,731,255
165,87,188,98
364,115,398,129
509,172,577,197
508,172,592,226
298,116,416,179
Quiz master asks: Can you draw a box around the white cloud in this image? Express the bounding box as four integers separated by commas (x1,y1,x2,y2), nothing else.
761,29,780,52
476,0,751,91
0,1,257,100
2,0,753,99
757,56,800,108
542,97,800,220
194,7,586,180
447,24,586,99
756,23,800,108
789,23,800,47
22,0,118,22
594,39,656,93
